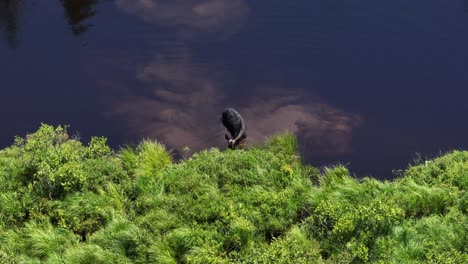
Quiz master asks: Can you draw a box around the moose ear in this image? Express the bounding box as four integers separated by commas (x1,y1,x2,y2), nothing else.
225,134,230,141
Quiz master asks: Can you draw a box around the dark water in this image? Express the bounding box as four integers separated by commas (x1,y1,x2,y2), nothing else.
1,0,467,179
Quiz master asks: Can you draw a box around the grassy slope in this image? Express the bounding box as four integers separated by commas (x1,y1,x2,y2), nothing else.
0,124,466,263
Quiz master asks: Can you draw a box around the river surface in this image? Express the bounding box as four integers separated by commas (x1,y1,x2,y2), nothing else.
1,0,467,179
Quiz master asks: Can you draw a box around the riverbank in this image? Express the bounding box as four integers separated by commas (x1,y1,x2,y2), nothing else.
0,124,466,263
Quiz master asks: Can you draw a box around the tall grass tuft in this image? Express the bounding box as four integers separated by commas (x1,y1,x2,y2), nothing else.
19,221,79,261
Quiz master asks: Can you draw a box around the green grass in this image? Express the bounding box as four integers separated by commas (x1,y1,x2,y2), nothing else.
0,124,466,263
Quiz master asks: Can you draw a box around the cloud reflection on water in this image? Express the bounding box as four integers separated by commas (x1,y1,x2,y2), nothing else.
111,49,362,156
110,49,223,152
109,0,361,156
241,94,362,155
115,0,249,36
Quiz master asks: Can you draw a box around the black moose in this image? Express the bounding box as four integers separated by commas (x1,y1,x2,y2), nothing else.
221,108,247,149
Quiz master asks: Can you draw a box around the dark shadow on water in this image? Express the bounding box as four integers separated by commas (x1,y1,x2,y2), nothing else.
60,0,99,36
0,0,103,47
0,0,22,48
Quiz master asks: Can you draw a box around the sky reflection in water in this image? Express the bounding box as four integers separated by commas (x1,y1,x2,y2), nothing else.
0,0,467,179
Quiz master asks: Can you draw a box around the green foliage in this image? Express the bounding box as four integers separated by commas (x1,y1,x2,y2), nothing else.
374,208,468,263
0,220,79,262
121,140,172,179
305,167,406,262
87,137,113,159
231,226,323,263
261,131,299,162
118,140,172,203
0,125,466,263
62,244,132,264
51,183,127,240
403,150,468,189
89,216,143,261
